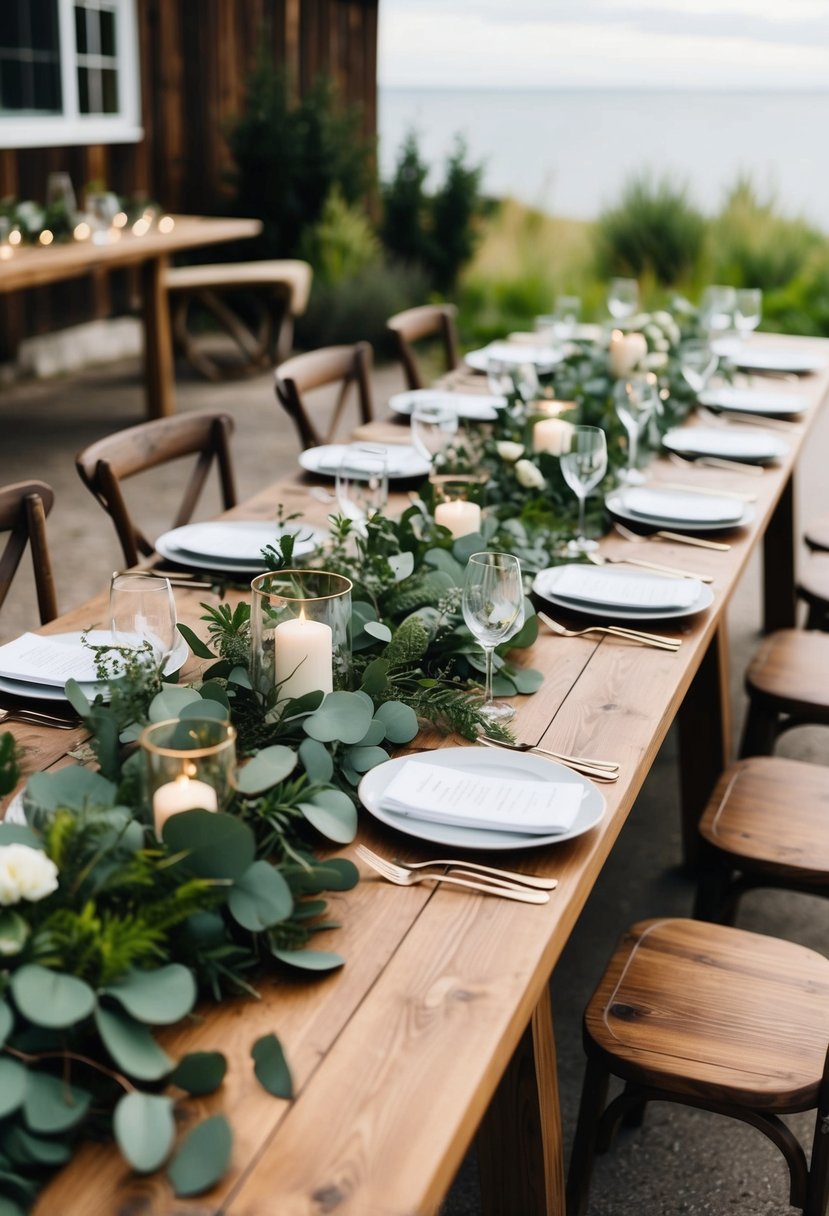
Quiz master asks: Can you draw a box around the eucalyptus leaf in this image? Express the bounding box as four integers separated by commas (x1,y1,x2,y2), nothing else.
354,718,385,746
387,550,415,582
23,767,116,813
0,824,41,849
0,911,28,958
0,999,13,1048
94,1006,173,1081
297,738,333,783
0,1059,27,1119
344,745,389,774
236,746,297,795
423,548,464,582
228,861,293,931
287,857,359,894
175,624,214,659
63,678,92,717
359,658,390,698
507,665,544,694
167,1115,232,1197
102,964,197,1026
148,685,202,723
113,1092,175,1173
298,789,358,843
1,1126,71,1168
23,1072,90,1133
0,1192,26,1216
279,688,325,717
364,620,392,643
167,1051,227,1096
507,605,539,649
228,664,253,689
11,966,95,1030
491,672,517,696
303,691,374,745
162,810,255,881
351,600,379,632
373,700,419,744
451,532,487,563
251,1033,293,1099
179,698,230,723
272,947,345,972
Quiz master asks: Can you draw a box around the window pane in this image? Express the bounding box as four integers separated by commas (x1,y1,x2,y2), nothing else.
77,64,89,113
100,8,116,57
74,5,88,54
101,67,117,113
33,60,61,111
0,5,22,52
30,0,59,53
0,60,23,111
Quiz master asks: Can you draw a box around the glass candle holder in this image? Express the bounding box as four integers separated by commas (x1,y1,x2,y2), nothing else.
429,473,487,539
251,570,352,701
140,715,237,838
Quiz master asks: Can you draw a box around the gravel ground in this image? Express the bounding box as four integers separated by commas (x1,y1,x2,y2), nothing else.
2,349,828,1216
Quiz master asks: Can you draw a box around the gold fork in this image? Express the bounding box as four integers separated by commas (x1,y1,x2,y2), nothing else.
357,844,558,891
0,707,80,730
538,611,680,652
355,846,550,904
613,521,731,553
478,737,619,782
667,451,765,477
586,551,712,584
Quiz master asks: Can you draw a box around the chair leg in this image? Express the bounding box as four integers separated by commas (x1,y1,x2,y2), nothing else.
566,1055,610,1216
739,701,779,758
805,1109,829,1216
693,861,738,924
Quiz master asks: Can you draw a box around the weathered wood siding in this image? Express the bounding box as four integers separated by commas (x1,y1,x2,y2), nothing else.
0,0,378,358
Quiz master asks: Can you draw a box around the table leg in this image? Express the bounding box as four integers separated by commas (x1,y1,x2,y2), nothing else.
678,621,732,869
477,984,564,1216
140,255,175,420
763,472,796,632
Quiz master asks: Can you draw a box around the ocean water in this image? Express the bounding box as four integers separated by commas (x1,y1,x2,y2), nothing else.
378,89,829,230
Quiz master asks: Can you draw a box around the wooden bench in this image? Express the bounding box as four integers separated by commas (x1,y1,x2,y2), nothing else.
165,258,312,381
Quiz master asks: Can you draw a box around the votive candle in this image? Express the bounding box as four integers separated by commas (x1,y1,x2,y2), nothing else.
274,613,333,701
533,417,575,456
153,773,218,836
434,499,482,538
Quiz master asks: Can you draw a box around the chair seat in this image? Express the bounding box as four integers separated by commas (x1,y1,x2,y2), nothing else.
798,553,829,612
699,756,829,881
584,918,829,1110
805,514,829,552
165,260,312,314
744,629,829,718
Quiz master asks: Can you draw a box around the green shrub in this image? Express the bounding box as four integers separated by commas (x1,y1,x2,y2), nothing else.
595,173,706,286
300,186,380,284
381,132,432,269
707,178,822,292
295,258,432,355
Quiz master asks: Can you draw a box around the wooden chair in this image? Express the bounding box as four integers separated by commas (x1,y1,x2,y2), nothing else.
796,553,829,630
567,918,829,1216
805,515,829,552
274,342,374,450
386,304,460,390
740,629,829,755
0,480,58,625
694,756,829,923
76,414,237,568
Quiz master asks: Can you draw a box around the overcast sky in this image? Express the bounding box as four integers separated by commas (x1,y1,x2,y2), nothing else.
378,0,829,90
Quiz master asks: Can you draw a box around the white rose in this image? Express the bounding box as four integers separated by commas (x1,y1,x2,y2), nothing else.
644,324,662,344
609,331,648,377
496,440,525,463
643,351,668,371
627,312,650,331
666,322,682,347
514,459,546,490
0,844,59,906
653,336,670,352
652,310,673,329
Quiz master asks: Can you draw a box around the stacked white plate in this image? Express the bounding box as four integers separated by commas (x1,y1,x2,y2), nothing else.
388,388,506,422
299,443,430,480
155,520,326,575
533,563,713,623
0,630,189,703
698,386,805,418
606,487,753,532
711,339,826,375
464,341,565,373
662,426,788,464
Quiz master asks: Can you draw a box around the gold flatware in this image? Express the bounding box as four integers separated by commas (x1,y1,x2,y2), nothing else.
668,452,765,477
538,611,680,652
355,848,550,904
698,406,800,433
586,551,712,585
479,736,619,781
356,844,558,891
115,569,214,590
0,707,80,730
657,481,756,503
613,521,731,553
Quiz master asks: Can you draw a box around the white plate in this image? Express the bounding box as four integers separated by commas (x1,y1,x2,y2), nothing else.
0,632,189,704
156,520,323,563
533,563,701,612
156,523,327,574
711,339,826,374
358,746,605,851
606,489,754,533
464,342,566,373
388,388,506,422
532,566,714,622
699,386,806,417
299,444,431,480
662,426,788,464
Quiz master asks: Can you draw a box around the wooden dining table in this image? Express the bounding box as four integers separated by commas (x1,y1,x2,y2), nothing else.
5,333,829,1215
0,215,262,421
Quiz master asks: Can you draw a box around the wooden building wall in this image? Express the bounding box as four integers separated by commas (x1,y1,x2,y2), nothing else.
0,0,378,358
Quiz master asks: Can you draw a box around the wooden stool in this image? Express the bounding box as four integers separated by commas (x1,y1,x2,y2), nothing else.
805,514,829,552
695,756,829,922
741,629,829,755
165,259,312,381
567,918,829,1216
798,553,829,629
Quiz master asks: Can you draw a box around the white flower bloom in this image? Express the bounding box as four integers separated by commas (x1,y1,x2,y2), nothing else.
514,459,546,490
643,351,668,371
0,845,59,906
496,440,525,463
652,310,673,329
665,323,682,347
628,312,650,331
653,336,670,352
644,324,662,344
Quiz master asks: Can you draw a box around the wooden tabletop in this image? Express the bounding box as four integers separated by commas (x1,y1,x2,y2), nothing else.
12,335,829,1214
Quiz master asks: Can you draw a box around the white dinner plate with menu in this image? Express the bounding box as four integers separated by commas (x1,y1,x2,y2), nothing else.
605,488,754,533
661,426,788,464
299,444,431,480
698,386,806,418
358,746,605,851
532,565,714,623
388,388,506,422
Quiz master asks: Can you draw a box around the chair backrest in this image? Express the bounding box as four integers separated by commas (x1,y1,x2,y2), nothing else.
76,413,238,568
274,342,374,450
0,480,58,625
386,304,460,390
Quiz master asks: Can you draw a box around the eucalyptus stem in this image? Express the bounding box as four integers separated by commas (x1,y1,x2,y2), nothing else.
5,1045,136,1094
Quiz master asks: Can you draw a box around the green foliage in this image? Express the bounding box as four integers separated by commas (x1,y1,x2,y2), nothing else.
594,173,706,286
295,257,431,355
300,185,381,284
707,177,823,292
380,131,432,268
0,732,19,797
226,63,373,258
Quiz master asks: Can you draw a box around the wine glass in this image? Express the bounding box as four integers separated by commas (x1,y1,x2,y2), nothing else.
335,447,388,529
552,295,581,342
410,399,459,466
109,573,177,669
462,552,524,724
699,285,736,338
560,426,608,554
735,288,762,346
680,339,718,396
607,278,639,322
486,356,516,400
613,374,659,485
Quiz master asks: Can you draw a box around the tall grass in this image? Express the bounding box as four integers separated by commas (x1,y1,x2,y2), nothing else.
706,178,823,292
594,173,706,287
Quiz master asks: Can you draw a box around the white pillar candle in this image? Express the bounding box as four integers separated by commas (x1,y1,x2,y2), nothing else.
274,614,333,702
434,499,482,538
609,329,648,378
153,774,218,836
532,417,575,456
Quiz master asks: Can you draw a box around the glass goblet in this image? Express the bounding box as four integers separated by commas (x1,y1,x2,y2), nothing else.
607,278,639,322
680,339,718,396
486,356,516,401
410,399,459,466
109,573,177,669
700,285,736,338
552,294,581,342
335,448,388,529
462,551,524,724
559,425,608,555
613,373,659,485
735,288,762,346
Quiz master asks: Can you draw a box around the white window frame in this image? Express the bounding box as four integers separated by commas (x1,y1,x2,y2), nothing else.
0,0,142,149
